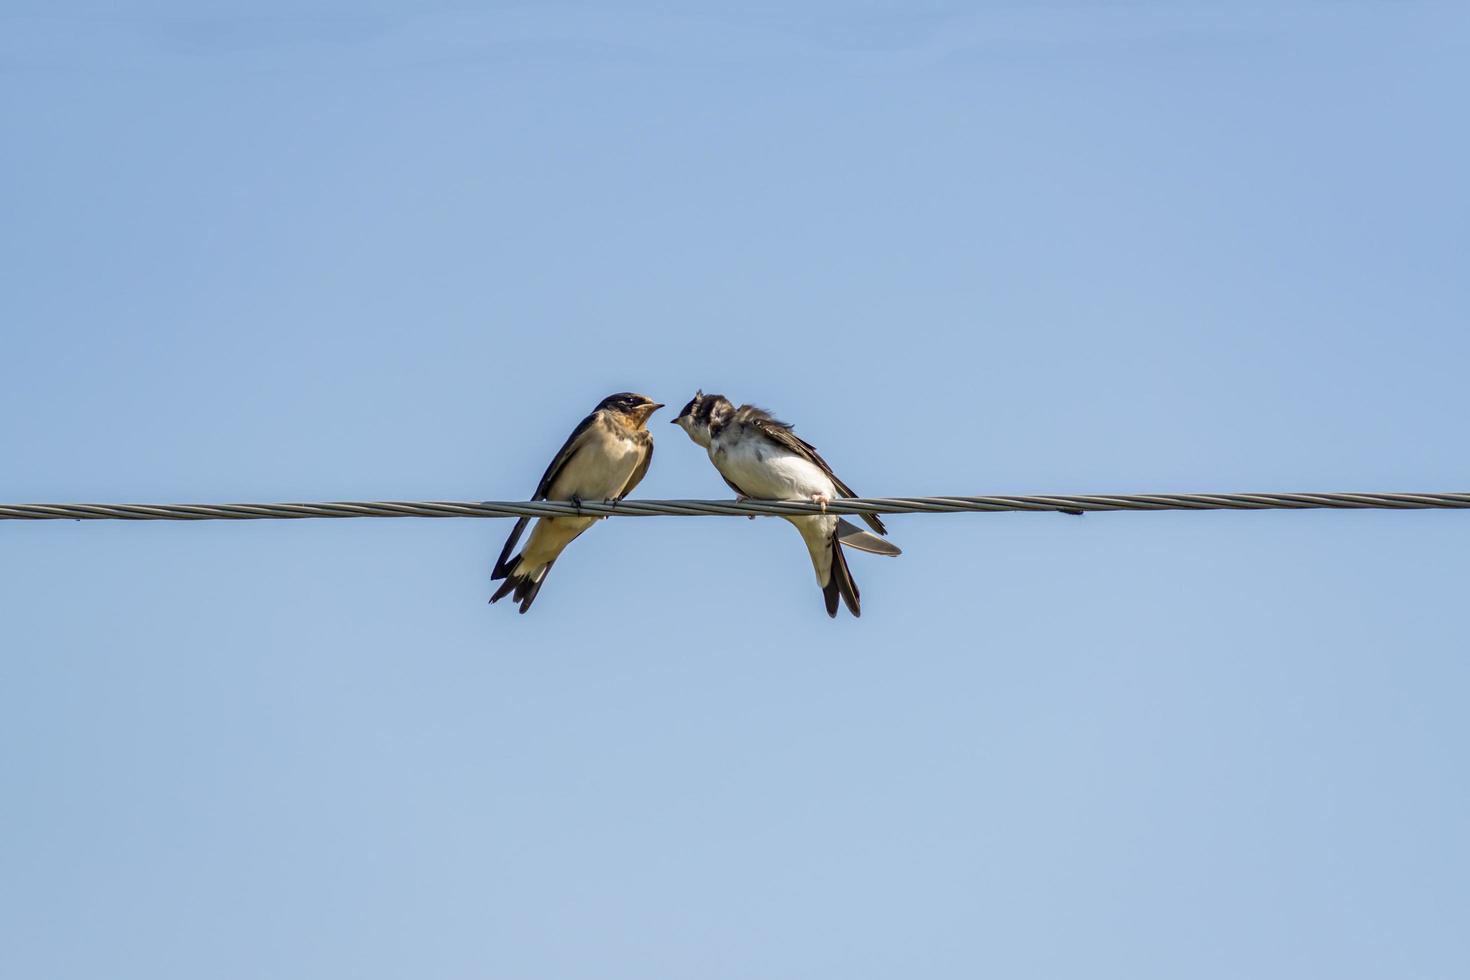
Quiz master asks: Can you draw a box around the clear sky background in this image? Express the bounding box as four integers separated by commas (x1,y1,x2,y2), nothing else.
3,2,1468,977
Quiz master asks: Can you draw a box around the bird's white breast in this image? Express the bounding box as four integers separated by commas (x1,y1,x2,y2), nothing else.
712,429,835,501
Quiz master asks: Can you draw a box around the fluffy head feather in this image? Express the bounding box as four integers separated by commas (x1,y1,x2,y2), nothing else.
671,390,734,448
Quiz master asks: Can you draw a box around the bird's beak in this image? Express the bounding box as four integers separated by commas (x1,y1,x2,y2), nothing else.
648,402,665,411
669,417,681,424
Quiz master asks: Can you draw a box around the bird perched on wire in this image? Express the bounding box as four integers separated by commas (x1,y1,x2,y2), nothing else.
491,392,663,613
672,391,900,618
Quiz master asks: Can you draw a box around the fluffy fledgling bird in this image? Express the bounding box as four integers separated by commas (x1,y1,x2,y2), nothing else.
491,392,662,613
672,391,900,618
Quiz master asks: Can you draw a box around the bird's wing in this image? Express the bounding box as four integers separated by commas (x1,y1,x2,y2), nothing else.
750,418,888,536
531,411,602,501
493,410,601,580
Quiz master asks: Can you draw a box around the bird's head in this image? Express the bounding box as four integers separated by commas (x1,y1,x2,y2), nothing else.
671,390,734,448
597,392,663,427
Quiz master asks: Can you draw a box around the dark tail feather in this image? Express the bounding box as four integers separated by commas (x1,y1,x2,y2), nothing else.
515,559,554,614
857,510,887,536
822,575,840,617
489,568,519,604
492,517,531,580
489,555,555,613
828,538,860,618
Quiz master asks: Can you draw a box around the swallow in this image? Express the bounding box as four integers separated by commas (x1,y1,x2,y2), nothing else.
672,391,899,618
491,392,662,612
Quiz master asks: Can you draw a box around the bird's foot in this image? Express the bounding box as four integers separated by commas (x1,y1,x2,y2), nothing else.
736,494,756,519
810,492,831,514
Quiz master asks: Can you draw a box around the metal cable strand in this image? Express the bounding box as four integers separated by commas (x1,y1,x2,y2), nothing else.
2,492,1470,521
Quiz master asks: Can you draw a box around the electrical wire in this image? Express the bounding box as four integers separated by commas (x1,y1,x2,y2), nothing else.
2,491,1468,521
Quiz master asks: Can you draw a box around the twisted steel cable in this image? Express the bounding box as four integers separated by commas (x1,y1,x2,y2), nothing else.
1,491,1468,521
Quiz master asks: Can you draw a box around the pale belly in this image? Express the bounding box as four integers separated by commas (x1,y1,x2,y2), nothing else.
712,432,840,586
713,438,835,501
547,436,643,501
520,432,642,571
521,515,599,567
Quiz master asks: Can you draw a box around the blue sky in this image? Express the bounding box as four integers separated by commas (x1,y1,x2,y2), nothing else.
3,2,1468,977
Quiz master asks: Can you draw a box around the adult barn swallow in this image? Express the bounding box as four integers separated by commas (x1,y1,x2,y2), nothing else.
672,391,899,618
491,392,662,612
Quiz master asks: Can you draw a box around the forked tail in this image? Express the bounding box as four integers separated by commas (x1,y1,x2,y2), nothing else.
489,554,556,614
821,537,861,618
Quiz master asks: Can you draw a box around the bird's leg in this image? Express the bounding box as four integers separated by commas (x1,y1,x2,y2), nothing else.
810,492,831,514
570,493,583,514
736,493,756,519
